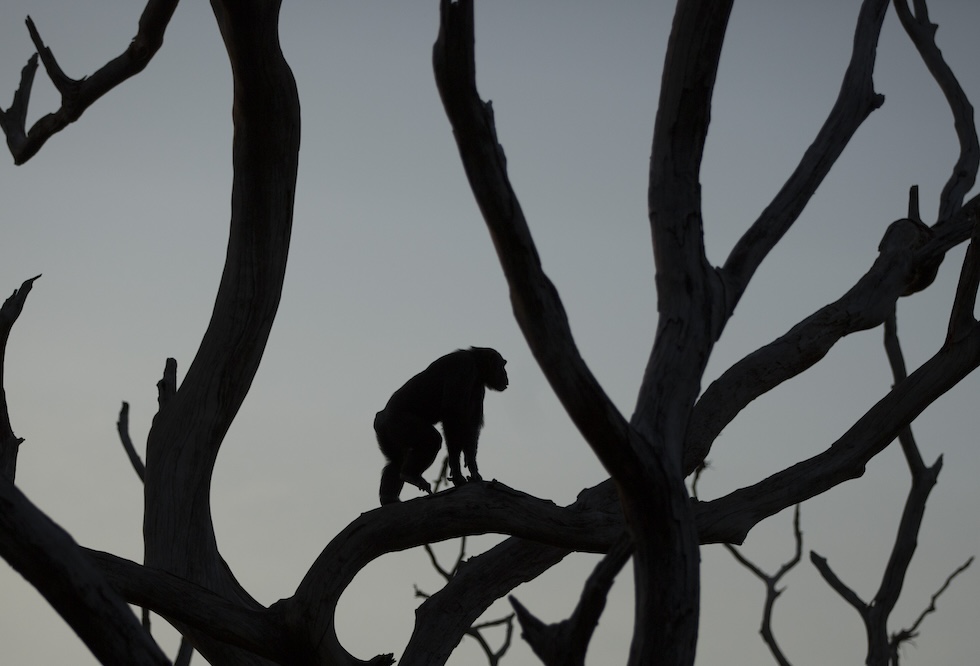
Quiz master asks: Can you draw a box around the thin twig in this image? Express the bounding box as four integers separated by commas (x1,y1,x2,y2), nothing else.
724,506,801,666
893,556,973,647
116,402,146,482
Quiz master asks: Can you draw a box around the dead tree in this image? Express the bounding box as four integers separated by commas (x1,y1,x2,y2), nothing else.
0,1,978,665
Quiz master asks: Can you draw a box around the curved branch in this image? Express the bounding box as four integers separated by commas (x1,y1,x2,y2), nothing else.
0,275,40,482
141,2,300,664
116,401,146,482
0,1,179,164
893,555,973,648
431,0,633,484
893,0,979,221
289,482,621,604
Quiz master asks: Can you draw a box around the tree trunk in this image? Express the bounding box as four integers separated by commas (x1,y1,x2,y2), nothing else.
142,0,300,662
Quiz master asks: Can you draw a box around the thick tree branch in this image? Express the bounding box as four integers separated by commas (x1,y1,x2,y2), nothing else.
686,196,980,475
273,480,623,666
637,0,732,463
696,319,980,544
414,534,515,666
0,478,170,665
83,548,289,663
432,0,633,486
509,533,633,666
287,480,622,610
0,1,179,164
402,532,572,666
138,2,300,664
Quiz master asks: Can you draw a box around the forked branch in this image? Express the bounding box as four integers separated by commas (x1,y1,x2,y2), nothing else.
510,534,633,665
724,506,802,666
893,0,979,221
0,1,179,164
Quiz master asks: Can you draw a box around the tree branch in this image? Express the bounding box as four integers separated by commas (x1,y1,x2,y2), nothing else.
893,0,979,221
722,0,889,302
0,478,170,665
0,275,39,482
137,2,300,664
696,316,980,544
891,556,973,649
724,505,802,666
431,0,633,486
686,196,980,475
117,401,146,482
510,533,633,665
810,551,868,615
83,548,289,663
0,1,180,164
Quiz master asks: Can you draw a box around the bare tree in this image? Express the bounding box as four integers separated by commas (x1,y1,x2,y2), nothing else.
0,1,977,666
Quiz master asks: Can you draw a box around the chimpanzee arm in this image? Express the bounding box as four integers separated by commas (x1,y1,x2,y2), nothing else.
441,354,486,485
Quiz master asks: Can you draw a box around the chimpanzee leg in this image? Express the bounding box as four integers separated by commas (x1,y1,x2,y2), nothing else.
379,462,404,505
400,424,442,494
374,409,442,501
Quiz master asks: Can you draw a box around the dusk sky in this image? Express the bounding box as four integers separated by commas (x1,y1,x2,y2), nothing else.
1,1,979,664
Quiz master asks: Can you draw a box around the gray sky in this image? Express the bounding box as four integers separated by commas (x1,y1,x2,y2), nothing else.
1,1,979,664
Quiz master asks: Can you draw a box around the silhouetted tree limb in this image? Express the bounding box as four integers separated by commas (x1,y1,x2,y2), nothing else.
509,533,633,666
724,506,802,666
414,535,516,666
1,0,978,663
893,0,978,220
695,280,980,544
0,480,170,665
0,1,179,164
688,0,980,476
722,0,888,302
0,275,38,482
686,196,980,476
117,402,146,483
804,304,967,665
891,556,973,653
432,0,631,488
